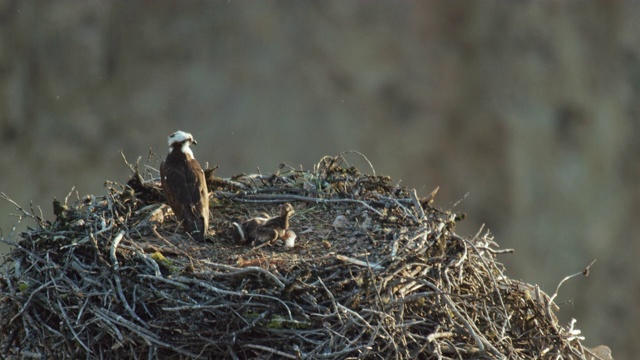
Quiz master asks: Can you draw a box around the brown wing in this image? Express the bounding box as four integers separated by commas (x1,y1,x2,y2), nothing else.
160,160,180,218
161,159,209,241
244,219,278,245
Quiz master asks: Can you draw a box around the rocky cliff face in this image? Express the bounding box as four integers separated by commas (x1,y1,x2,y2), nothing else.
0,1,636,357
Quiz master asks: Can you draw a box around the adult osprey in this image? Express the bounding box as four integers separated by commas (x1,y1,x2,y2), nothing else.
160,131,209,241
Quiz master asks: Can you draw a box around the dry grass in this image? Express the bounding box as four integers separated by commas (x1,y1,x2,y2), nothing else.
0,154,595,359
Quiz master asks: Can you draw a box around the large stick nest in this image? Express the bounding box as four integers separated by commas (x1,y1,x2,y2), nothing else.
0,154,596,359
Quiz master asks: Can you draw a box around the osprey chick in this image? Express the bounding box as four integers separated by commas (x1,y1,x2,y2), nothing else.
160,131,209,241
232,203,295,247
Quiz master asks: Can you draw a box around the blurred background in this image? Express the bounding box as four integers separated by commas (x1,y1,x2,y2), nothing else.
0,1,637,357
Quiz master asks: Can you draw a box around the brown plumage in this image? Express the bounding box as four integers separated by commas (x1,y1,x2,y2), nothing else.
233,203,294,245
160,131,209,241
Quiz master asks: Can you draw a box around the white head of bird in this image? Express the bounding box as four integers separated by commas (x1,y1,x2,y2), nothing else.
167,130,197,158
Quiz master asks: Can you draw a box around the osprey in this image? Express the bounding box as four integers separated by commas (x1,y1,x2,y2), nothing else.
232,203,296,247
160,131,209,241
